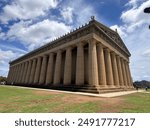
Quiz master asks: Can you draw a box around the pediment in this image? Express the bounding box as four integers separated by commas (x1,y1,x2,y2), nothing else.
94,21,130,56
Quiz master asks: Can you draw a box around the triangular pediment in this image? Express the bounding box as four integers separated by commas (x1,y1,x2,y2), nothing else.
94,20,130,56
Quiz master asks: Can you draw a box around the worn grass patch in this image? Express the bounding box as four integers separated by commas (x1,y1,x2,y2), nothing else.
0,86,101,113
0,85,150,113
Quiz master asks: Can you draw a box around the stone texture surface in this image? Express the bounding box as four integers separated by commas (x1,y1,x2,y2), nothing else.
7,19,134,93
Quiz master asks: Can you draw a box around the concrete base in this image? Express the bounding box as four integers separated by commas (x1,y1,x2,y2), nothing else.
7,83,135,94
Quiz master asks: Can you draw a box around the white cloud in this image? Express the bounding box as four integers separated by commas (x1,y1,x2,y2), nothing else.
110,25,127,37
0,44,27,54
60,7,74,24
0,49,15,61
6,19,72,51
121,0,150,33
60,0,98,26
0,0,59,23
0,49,16,76
111,0,150,81
142,49,150,57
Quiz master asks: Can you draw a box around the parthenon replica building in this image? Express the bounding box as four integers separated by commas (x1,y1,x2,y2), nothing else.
7,17,133,93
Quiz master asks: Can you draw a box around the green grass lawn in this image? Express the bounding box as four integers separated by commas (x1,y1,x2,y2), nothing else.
0,85,150,113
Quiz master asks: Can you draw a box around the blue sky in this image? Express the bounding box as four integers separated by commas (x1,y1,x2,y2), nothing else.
0,0,150,81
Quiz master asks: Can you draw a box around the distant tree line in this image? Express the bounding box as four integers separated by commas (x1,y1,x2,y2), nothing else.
133,80,150,88
0,76,7,85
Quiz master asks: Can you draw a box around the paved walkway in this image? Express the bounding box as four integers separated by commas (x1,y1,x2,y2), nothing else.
2,85,147,98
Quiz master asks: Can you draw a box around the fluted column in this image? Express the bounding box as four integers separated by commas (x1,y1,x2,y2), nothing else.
7,67,12,83
46,53,54,85
124,61,130,87
9,67,14,83
39,55,48,84
54,50,62,84
19,63,24,84
20,62,26,83
111,52,119,86
126,62,133,87
22,62,28,84
14,65,19,83
7,67,11,84
88,39,99,86
29,59,36,84
12,66,17,84
34,57,42,84
17,63,23,84
10,67,14,83
104,48,114,86
97,43,107,86
25,60,32,84
76,43,84,85
123,59,128,87
64,47,72,85
121,58,128,87
116,55,124,86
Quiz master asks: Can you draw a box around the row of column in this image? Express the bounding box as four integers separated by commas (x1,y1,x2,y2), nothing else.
7,39,133,88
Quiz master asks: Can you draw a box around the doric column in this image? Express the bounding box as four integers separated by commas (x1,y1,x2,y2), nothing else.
123,59,128,87
88,39,99,86
12,66,17,83
25,60,32,84
9,67,13,83
116,55,124,86
7,66,12,83
18,63,23,83
64,47,72,85
124,61,130,87
11,66,14,83
104,48,114,86
10,67,14,83
46,53,54,85
19,63,25,84
126,62,133,87
76,42,84,85
34,57,42,84
121,58,128,86
53,50,62,84
39,55,48,84
29,59,36,84
14,65,19,83
13,65,18,84
111,52,119,86
20,62,26,84
97,43,107,86
22,62,28,84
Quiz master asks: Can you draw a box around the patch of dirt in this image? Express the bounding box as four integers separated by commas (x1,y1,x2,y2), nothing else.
0,103,6,107
31,89,133,112
99,97,126,112
61,94,102,103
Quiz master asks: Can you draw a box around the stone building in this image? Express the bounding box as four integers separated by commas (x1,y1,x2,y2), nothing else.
7,18,133,93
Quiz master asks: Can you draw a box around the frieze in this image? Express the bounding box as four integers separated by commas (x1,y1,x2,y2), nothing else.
10,19,130,65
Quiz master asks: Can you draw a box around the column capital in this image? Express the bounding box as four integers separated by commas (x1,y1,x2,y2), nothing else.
110,51,116,55
87,38,97,44
65,46,73,51
77,41,84,47
97,42,103,48
104,48,110,52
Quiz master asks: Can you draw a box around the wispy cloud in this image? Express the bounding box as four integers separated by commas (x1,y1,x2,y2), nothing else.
111,0,150,81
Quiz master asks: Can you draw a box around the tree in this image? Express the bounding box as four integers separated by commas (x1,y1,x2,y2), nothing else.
0,76,7,84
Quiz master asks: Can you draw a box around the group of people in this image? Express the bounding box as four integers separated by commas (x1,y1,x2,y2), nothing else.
135,86,149,91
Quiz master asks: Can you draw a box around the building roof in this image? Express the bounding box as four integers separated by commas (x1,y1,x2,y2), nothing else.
10,18,131,65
